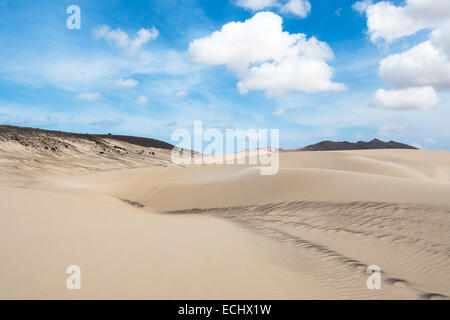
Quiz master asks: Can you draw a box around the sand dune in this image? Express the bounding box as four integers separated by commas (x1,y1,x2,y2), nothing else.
1,186,334,299
49,149,450,210
0,140,449,299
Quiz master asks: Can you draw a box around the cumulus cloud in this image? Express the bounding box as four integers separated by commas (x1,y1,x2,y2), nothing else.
363,0,450,43
369,87,439,111
77,92,101,101
379,41,450,89
95,26,159,55
136,95,148,106
280,0,311,18
431,23,450,57
235,0,311,18
352,0,372,15
359,0,450,110
115,78,138,88
189,12,345,97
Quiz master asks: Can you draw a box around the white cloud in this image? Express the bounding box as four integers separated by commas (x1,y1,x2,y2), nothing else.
235,0,311,18
352,0,372,15
77,92,101,101
425,137,436,144
175,90,187,97
115,78,139,88
369,87,439,111
431,22,450,57
361,1,450,109
280,0,311,18
362,0,450,43
377,124,407,136
379,41,450,89
136,95,148,106
274,105,301,115
95,26,159,55
236,0,278,10
189,12,345,97
1,46,200,93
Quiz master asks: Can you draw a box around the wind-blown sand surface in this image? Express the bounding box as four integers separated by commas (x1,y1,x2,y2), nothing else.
0,142,449,299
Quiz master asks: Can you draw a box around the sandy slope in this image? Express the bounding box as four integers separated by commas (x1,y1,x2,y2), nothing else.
0,186,332,299
54,149,450,210
0,146,449,299
0,133,175,178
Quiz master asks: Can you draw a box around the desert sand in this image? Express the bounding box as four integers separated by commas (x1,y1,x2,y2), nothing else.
0,131,449,299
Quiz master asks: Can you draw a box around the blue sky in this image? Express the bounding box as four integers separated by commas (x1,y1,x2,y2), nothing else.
0,0,449,150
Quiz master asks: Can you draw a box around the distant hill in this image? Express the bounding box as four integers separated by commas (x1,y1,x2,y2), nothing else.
299,139,418,151
93,134,174,150
0,124,176,177
0,125,174,150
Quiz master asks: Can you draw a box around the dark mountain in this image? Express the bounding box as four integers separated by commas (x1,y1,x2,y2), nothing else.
299,139,417,151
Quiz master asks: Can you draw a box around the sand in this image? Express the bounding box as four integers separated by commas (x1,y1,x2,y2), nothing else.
0,140,449,299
